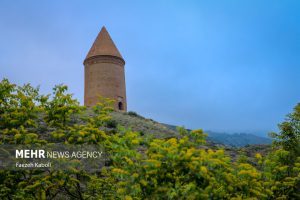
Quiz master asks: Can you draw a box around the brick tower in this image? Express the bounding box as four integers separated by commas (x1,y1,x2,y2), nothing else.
84,26,127,111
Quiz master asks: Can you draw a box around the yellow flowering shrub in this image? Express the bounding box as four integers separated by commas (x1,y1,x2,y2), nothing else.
0,79,299,199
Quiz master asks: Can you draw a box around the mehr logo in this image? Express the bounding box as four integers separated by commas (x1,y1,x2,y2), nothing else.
15,149,103,159
16,150,45,158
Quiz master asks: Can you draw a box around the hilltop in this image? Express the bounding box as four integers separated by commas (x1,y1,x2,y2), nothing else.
2,80,299,199
112,111,272,147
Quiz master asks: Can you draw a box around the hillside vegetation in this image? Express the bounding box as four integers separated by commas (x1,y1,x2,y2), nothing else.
0,79,299,199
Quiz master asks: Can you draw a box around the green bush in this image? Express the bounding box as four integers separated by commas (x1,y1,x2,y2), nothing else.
0,78,299,199
127,111,139,117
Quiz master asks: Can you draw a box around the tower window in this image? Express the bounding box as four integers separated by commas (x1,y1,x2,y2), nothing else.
118,102,123,110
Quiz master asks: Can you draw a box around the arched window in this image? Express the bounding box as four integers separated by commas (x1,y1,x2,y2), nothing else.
118,102,123,110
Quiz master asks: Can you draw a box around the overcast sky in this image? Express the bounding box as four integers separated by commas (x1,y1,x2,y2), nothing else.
1,0,299,136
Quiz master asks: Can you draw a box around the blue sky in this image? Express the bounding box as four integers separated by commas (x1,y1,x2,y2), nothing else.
0,0,299,136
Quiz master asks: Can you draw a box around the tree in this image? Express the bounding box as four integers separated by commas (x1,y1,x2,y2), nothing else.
270,103,300,162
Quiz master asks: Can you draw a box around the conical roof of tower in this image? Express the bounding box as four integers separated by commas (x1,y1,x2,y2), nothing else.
85,26,123,60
